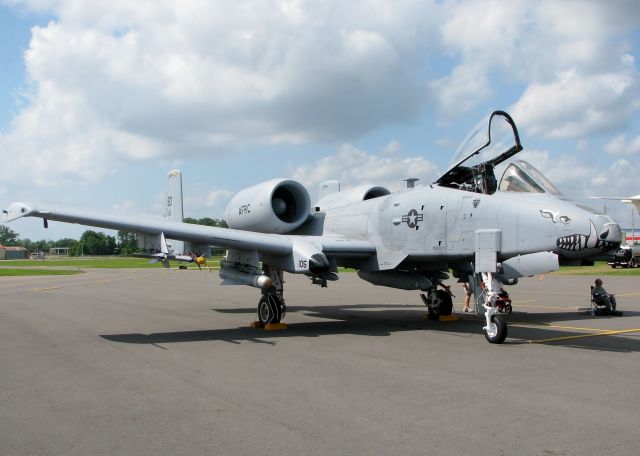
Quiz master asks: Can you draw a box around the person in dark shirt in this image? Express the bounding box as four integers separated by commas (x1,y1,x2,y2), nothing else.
591,278,617,313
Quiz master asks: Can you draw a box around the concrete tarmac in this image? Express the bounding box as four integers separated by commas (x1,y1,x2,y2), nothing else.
1,268,639,455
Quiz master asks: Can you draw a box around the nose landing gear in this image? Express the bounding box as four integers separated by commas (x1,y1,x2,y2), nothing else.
483,304,507,344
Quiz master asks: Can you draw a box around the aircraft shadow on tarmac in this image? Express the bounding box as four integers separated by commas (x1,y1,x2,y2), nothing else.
100,303,640,353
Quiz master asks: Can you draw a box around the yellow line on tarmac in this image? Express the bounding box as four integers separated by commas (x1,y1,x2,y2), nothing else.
30,286,62,293
513,303,573,310
616,292,640,298
512,323,606,332
530,328,640,344
92,280,113,284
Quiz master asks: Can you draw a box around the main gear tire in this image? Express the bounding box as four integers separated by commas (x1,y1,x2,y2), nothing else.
436,289,453,316
257,293,283,326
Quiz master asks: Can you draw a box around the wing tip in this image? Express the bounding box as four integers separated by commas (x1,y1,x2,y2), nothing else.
2,202,35,223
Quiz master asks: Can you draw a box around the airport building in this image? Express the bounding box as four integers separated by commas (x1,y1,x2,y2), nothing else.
0,244,27,260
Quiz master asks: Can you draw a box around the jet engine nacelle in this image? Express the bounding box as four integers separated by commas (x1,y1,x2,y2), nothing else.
225,179,311,234
315,184,391,211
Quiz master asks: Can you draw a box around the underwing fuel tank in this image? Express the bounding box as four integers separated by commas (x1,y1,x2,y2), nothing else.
219,266,272,290
357,270,433,291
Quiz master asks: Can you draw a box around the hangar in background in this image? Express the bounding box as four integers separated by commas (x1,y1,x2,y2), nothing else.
0,244,27,260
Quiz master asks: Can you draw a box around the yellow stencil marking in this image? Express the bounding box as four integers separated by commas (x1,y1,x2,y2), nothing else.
30,286,62,293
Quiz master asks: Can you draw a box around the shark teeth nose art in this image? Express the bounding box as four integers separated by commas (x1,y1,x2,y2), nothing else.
556,221,597,252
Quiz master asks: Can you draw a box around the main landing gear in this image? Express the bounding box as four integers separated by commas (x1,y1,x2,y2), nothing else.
257,293,285,326
255,266,287,327
420,287,454,321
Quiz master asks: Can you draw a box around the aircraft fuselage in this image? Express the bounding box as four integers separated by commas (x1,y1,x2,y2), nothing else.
320,185,620,271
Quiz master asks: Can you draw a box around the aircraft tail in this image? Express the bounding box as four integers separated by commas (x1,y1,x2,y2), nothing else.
164,169,184,222
163,169,185,254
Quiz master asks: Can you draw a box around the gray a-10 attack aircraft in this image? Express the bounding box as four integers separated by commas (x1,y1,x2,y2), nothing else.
3,111,622,343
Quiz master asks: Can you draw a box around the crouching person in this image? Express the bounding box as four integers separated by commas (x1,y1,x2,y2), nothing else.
592,278,617,314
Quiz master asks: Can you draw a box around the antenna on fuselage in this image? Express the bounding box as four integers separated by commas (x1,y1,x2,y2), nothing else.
404,178,420,189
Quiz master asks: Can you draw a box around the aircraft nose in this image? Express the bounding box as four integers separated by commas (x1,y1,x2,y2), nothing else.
595,215,622,250
554,210,621,257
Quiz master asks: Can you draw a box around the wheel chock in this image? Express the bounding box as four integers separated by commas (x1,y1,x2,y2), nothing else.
422,314,459,321
265,323,288,331
249,321,288,330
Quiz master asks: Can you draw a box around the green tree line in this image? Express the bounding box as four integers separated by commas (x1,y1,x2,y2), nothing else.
1,216,226,255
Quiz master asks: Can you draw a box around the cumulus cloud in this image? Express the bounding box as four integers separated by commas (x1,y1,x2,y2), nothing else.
2,0,639,200
432,0,640,136
605,134,640,156
181,184,234,219
291,142,438,195
0,0,438,187
510,65,639,138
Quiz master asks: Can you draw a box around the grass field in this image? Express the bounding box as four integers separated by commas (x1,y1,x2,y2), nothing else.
1,255,639,278
0,256,223,276
551,261,640,276
0,268,83,277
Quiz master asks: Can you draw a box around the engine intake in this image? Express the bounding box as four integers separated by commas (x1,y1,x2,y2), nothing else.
225,179,311,234
315,184,391,211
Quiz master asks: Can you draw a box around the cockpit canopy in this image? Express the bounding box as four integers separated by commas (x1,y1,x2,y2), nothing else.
498,160,562,195
435,110,522,194
435,111,565,197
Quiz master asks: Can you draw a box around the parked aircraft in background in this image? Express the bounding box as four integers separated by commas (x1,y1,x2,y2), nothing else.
589,195,640,215
3,111,621,343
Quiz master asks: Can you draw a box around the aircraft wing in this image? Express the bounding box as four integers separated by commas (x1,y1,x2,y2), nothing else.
2,202,376,260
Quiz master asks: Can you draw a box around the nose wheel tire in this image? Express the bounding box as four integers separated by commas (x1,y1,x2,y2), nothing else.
257,293,283,326
484,314,508,344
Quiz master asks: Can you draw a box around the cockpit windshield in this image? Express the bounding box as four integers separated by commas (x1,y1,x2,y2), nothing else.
436,111,522,194
499,160,562,195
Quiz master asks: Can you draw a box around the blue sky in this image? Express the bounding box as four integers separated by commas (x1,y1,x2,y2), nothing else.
1,0,640,241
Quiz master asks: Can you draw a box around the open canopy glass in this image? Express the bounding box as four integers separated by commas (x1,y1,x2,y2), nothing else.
435,110,523,194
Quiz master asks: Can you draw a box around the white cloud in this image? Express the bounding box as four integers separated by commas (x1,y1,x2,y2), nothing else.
182,184,234,219
429,64,490,117
291,142,438,195
2,0,639,206
431,0,640,133
111,200,137,211
510,66,639,139
1,0,439,188
205,189,234,208
605,134,640,156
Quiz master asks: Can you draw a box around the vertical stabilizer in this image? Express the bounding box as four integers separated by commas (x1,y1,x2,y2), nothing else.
164,169,184,222
164,169,185,254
